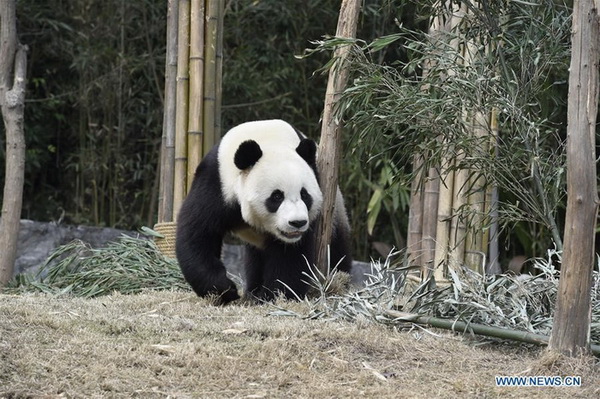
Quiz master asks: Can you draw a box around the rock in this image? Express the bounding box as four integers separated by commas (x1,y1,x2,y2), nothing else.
14,220,136,277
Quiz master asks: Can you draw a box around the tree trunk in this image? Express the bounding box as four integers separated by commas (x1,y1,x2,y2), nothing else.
548,0,600,356
0,0,27,286
315,0,360,272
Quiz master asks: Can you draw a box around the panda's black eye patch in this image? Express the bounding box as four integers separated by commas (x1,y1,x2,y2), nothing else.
266,190,284,213
301,187,313,210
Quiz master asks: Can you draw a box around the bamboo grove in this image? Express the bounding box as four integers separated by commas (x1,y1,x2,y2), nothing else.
3,0,577,268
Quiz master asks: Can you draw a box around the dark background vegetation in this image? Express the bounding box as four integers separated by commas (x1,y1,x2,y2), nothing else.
1,0,577,262
4,0,418,260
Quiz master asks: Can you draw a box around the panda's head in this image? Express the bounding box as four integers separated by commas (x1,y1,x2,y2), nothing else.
232,137,323,244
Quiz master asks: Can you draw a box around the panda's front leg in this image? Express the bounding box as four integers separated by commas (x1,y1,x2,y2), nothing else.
246,240,313,302
176,231,240,305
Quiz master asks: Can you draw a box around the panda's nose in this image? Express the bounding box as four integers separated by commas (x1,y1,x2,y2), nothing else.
289,219,307,229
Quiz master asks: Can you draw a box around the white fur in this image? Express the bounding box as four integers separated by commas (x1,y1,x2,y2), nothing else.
218,119,323,244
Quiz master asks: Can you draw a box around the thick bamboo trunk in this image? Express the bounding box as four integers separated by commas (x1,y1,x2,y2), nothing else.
433,162,455,280
158,0,179,223
464,111,488,273
420,168,440,277
186,0,205,190
448,157,468,269
202,0,220,152
315,0,361,272
173,0,191,218
214,0,225,139
549,0,600,357
406,155,424,267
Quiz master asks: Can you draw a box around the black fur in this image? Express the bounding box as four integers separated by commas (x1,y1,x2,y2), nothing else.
176,128,352,305
176,144,242,304
296,139,317,167
234,140,263,170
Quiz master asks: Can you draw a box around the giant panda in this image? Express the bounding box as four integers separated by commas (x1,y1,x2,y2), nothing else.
176,119,352,304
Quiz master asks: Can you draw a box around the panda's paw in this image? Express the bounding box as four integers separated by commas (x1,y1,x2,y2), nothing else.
208,277,240,305
194,273,240,305
215,283,241,305
245,286,285,304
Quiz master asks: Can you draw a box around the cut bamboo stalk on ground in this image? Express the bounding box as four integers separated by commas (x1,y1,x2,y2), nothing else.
385,309,600,356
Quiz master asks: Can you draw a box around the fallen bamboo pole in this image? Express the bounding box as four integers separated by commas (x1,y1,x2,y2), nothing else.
385,309,600,356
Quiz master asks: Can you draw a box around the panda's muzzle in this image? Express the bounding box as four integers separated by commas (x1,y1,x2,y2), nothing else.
289,219,307,229
279,219,308,241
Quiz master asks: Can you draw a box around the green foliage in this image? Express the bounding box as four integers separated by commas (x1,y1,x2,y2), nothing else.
3,0,574,264
5,234,188,297
9,0,166,227
319,0,572,259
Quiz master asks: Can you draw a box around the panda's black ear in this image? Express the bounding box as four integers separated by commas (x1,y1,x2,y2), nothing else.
234,140,263,170
296,139,317,167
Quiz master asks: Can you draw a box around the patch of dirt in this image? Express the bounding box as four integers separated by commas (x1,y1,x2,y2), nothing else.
1,291,598,398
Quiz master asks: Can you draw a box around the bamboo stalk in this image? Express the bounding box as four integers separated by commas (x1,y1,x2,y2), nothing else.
406,154,425,269
214,0,225,140
186,0,205,191
173,0,191,219
202,0,219,152
158,0,179,223
415,0,458,279
486,108,501,274
420,168,440,278
384,309,600,356
433,161,455,281
448,156,468,267
464,111,488,273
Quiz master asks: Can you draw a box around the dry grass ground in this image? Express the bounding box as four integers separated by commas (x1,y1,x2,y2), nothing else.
1,290,599,399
